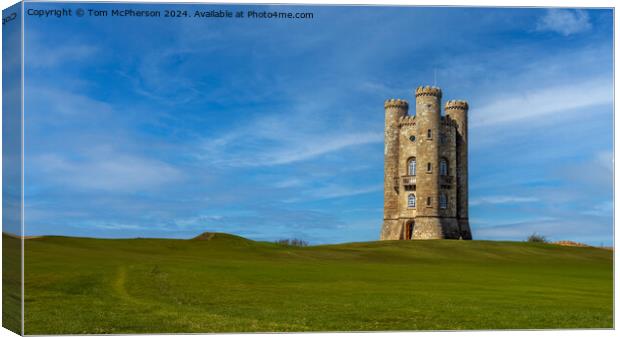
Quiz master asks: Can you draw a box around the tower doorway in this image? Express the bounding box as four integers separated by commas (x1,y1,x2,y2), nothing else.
405,221,415,240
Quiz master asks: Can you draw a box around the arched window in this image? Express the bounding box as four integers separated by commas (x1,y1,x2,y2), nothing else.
408,158,416,176
408,194,416,208
440,159,448,176
440,193,447,209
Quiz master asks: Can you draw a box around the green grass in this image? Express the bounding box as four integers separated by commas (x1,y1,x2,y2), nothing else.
18,233,612,334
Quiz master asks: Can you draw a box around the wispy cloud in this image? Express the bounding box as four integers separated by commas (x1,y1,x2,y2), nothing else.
253,132,382,166
199,111,383,167
557,150,613,192
581,201,613,217
273,178,304,188
79,222,149,231
27,87,113,120
470,196,539,206
33,150,183,192
536,9,592,36
475,216,611,243
471,77,612,127
593,150,613,173
27,43,99,68
309,184,382,199
121,48,206,105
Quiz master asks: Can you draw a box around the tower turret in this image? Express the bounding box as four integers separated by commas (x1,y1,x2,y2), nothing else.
445,100,471,239
381,99,408,240
412,86,443,238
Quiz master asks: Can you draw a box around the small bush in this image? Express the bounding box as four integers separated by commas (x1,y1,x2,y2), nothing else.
527,233,548,243
275,238,309,247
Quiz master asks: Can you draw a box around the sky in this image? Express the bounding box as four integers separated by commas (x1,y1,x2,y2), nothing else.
19,4,613,245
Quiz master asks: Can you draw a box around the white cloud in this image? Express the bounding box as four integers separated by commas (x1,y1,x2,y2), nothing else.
28,87,113,118
81,222,148,231
253,132,383,166
474,216,611,244
470,195,539,206
273,178,304,188
281,184,382,203
27,44,99,69
581,201,613,217
309,184,382,199
536,9,592,36
33,151,183,192
199,110,383,167
594,150,613,173
557,150,613,192
471,77,612,128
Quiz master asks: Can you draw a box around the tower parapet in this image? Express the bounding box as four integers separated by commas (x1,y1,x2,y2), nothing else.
415,86,442,98
384,98,409,109
445,100,468,110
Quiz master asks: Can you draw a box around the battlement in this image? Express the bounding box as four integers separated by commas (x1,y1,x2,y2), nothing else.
398,115,416,126
445,100,468,110
415,86,442,98
384,98,409,109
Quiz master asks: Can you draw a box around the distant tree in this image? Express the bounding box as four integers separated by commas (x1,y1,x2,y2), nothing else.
275,238,309,247
527,233,548,243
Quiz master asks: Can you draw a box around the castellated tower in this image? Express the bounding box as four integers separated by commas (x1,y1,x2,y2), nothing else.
380,86,472,240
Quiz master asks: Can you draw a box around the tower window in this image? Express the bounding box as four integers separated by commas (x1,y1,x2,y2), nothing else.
409,135,416,142
427,162,432,172
427,129,432,139
408,158,416,176
426,197,432,206
408,194,416,208
440,193,447,209
440,159,448,176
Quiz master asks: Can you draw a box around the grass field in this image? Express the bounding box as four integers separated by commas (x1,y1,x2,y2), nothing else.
12,233,613,334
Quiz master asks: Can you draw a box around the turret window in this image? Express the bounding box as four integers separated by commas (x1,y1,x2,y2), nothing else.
408,194,416,208
427,129,432,139
426,197,432,206
440,193,447,209
427,162,432,172
408,158,416,176
440,159,448,176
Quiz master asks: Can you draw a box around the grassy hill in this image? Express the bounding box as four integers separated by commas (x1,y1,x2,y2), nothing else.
10,233,613,333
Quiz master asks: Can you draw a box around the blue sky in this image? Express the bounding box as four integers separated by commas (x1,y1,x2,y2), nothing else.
21,4,613,245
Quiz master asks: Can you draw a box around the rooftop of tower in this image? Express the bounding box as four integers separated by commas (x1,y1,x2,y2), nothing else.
415,86,442,98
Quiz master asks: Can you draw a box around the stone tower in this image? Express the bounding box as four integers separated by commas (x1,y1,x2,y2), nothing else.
380,86,472,240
